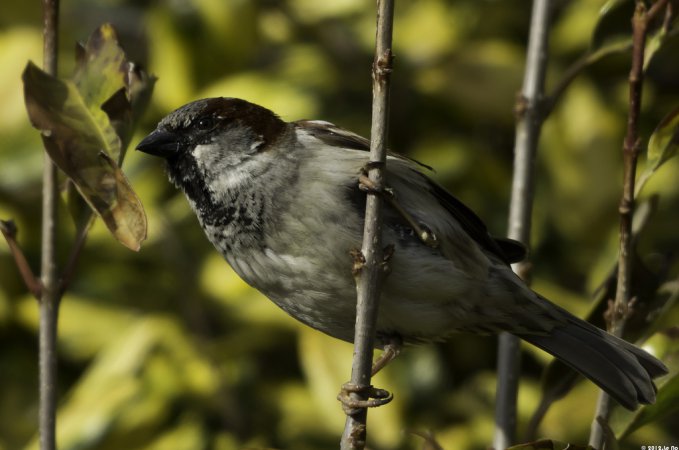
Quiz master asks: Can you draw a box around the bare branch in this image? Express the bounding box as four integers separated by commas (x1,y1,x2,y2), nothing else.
589,1,670,447
38,0,61,449
545,40,633,116
494,1,552,448
340,1,395,449
0,220,42,298
58,215,94,297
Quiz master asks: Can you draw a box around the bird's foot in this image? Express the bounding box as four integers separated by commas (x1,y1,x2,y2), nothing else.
372,338,402,376
358,172,439,248
337,382,393,415
358,172,393,197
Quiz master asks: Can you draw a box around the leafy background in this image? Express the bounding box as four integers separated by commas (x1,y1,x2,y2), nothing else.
1,0,678,449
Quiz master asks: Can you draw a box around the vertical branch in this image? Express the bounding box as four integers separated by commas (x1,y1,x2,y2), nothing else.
613,5,647,339
589,1,668,448
340,1,395,449
39,0,61,449
493,1,552,448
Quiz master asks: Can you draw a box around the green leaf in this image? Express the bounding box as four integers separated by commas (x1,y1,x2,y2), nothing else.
23,316,219,449
643,4,676,71
22,61,146,250
619,368,679,437
636,107,679,197
643,27,665,71
591,0,634,52
611,331,679,439
528,198,677,431
73,25,127,156
74,24,156,163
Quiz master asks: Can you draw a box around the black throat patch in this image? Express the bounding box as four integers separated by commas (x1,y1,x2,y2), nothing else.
166,153,236,228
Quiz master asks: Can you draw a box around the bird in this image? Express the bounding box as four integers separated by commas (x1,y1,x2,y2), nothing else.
136,97,667,410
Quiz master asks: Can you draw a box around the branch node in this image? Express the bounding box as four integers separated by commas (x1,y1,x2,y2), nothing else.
633,137,643,157
0,218,17,238
514,93,529,118
373,49,394,82
618,198,633,215
646,0,670,23
350,249,366,276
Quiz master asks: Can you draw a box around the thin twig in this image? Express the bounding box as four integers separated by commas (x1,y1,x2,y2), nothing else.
340,1,395,449
0,220,43,298
58,214,94,296
544,40,633,116
39,0,61,449
545,16,679,116
494,1,552,448
588,1,669,448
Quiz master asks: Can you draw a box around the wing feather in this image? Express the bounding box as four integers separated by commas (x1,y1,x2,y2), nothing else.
295,120,526,264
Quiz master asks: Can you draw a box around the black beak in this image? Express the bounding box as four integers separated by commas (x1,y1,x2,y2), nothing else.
136,129,181,158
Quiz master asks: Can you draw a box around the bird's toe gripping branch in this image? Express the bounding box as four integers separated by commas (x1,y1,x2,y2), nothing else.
337,338,402,415
358,166,439,249
337,382,393,416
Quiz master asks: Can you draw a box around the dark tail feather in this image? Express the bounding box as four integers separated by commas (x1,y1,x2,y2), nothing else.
516,306,667,410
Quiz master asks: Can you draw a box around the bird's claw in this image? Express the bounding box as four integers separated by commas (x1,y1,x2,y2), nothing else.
358,174,393,197
337,382,393,416
417,222,439,248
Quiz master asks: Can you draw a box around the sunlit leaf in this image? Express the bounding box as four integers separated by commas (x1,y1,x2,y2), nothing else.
617,367,679,438
636,107,679,196
22,61,146,250
645,120,677,169
73,25,127,142
74,23,156,162
643,3,676,71
97,152,147,250
611,331,679,439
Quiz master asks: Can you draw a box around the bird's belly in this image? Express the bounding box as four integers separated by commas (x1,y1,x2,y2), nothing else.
222,242,490,346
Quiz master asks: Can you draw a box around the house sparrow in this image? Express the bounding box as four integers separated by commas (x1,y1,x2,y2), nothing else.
137,97,667,410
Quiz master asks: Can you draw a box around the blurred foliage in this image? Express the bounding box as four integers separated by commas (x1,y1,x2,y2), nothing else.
1,1,679,449
507,439,595,450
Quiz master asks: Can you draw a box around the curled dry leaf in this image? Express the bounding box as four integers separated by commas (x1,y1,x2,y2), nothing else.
22,24,154,251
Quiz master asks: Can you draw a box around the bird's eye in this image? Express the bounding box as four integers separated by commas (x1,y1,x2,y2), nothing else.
195,117,216,130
